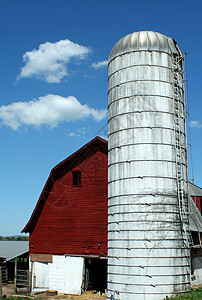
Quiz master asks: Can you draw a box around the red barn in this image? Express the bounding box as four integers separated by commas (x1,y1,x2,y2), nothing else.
190,183,202,215
22,137,108,294
22,136,202,293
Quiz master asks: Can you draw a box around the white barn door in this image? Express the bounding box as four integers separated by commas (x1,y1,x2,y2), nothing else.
34,262,49,289
32,256,84,294
65,256,84,294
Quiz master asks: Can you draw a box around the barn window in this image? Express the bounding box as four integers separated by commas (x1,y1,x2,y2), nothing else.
72,171,81,186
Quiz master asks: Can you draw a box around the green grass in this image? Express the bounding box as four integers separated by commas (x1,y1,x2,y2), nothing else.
164,287,202,299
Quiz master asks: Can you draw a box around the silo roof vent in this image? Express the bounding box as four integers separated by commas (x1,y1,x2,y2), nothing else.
109,31,180,62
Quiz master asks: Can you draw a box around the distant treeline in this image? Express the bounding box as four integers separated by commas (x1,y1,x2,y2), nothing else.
0,235,29,241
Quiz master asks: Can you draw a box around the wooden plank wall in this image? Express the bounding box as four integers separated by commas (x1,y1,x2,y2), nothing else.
192,196,202,215
29,151,108,256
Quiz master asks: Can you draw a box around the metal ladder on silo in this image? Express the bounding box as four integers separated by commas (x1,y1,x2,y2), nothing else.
172,54,193,248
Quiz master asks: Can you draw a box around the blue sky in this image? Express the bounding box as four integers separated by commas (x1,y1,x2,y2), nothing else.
0,0,201,236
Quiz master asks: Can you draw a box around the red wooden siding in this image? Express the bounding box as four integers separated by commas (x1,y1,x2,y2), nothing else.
25,138,108,257
192,196,202,215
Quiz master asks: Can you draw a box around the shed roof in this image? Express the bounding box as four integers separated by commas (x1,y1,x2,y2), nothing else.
0,241,29,261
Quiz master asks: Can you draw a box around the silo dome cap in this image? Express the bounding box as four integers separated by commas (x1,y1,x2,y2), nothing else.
109,31,182,62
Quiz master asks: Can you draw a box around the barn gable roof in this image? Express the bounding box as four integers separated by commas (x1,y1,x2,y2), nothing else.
22,136,107,233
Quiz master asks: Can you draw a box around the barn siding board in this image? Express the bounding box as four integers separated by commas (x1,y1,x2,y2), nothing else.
192,196,202,214
25,138,108,257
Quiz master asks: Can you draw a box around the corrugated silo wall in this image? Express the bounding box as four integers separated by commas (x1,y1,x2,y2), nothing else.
107,44,191,298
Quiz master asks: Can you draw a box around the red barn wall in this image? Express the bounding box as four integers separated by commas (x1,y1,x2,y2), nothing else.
192,196,202,215
29,151,108,256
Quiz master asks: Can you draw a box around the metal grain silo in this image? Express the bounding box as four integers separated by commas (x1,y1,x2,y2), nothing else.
108,31,191,300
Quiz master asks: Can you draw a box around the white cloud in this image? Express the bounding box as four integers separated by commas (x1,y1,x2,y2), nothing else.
190,120,202,128
69,127,86,137
69,132,76,136
17,39,90,83
0,95,107,130
92,60,108,69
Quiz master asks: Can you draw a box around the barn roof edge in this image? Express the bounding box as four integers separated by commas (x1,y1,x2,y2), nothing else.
21,136,108,233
